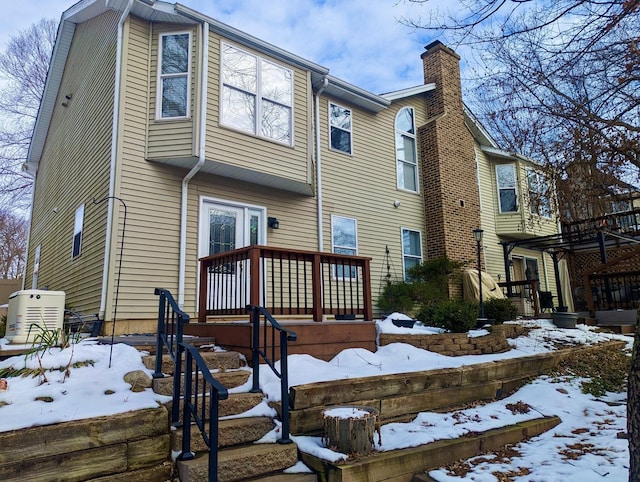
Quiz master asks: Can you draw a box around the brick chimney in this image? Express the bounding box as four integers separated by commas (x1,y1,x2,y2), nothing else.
417,41,482,279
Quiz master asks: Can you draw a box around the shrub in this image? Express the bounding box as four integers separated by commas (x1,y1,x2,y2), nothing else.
416,299,478,333
377,257,464,315
377,282,417,315
0,313,5,337
484,298,518,324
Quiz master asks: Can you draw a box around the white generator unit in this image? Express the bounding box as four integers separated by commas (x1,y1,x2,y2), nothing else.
5,290,66,344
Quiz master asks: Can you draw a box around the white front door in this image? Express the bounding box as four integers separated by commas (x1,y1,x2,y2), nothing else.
199,200,265,309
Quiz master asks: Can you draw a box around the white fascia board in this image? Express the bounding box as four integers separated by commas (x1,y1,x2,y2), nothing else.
380,83,436,101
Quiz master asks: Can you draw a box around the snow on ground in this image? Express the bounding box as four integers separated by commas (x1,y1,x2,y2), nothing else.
0,315,634,481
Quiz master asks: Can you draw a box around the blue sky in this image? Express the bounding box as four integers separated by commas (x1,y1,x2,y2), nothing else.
0,0,466,94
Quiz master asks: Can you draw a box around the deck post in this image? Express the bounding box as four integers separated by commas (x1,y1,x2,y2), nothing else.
249,247,261,308
198,258,208,322
362,258,373,321
312,254,323,322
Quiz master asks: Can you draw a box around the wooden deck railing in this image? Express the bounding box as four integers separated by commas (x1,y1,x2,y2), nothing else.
562,207,640,242
198,245,372,322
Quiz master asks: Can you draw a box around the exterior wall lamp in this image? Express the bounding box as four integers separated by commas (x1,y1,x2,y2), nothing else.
268,217,280,229
473,228,486,322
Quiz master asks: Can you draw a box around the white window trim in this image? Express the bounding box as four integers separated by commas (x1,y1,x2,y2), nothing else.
156,31,192,120
496,163,519,214
526,167,552,219
220,41,294,146
72,203,85,259
331,215,358,280
395,107,419,193
401,227,423,280
328,101,353,155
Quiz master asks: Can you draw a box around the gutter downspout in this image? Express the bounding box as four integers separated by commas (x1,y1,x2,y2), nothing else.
315,76,329,251
178,21,209,308
99,0,134,319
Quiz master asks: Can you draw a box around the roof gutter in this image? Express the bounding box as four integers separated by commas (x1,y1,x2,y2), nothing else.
98,0,134,319
178,21,209,309
315,76,329,251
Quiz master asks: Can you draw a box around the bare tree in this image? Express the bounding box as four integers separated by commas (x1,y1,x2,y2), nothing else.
0,18,57,209
0,209,28,279
400,1,639,479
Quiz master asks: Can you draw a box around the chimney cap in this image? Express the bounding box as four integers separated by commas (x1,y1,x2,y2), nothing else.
421,40,460,60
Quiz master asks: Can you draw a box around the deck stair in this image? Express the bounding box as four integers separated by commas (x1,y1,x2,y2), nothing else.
146,348,313,482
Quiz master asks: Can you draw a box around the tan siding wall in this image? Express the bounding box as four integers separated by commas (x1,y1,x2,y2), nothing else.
204,33,311,185
476,147,558,298
320,94,428,310
147,23,197,160
25,11,120,314
114,17,185,318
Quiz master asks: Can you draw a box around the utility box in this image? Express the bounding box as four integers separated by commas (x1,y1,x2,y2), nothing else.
5,290,66,344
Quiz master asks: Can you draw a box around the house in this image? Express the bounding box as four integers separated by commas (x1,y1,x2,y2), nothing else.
22,0,566,343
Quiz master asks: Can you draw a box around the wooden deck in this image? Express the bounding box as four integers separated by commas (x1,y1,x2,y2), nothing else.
183,318,377,361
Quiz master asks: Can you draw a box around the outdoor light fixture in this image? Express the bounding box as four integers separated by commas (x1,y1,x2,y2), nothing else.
473,228,486,322
268,217,280,229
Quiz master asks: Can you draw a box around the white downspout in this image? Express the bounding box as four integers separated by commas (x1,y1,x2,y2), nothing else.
99,0,134,319
315,76,329,251
178,21,209,308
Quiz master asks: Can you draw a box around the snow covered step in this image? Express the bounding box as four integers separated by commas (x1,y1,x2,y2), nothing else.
167,392,265,423
143,350,242,375
171,416,275,452
177,443,298,482
152,369,250,396
243,474,317,481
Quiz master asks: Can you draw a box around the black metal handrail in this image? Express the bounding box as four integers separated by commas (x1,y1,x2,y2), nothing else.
246,304,297,443
154,288,190,425
177,342,229,482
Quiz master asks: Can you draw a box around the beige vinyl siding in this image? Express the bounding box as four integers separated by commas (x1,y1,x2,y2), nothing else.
204,32,311,185
24,11,120,314
321,95,429,310
112,17,185,318
147,23,197,161
476,147,558,296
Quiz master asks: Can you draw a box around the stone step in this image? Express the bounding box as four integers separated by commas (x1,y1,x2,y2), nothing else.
171,416,275,452
143,350,242,375
168,392,265,420
244,473,318,481
152,369,251,396
177,442,298,482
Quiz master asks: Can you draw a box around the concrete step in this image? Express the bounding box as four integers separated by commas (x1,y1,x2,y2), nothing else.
177,442,298,482
143,350,242,375
152,369,251,396
171,416,275,452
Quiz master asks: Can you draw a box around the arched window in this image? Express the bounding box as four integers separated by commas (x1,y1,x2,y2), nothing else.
395,107,418,192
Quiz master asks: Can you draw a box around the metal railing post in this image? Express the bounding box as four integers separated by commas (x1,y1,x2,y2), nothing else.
249,306,261,393
278,329,292,444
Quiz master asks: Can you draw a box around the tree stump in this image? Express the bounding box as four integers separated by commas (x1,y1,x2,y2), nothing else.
322,406,380,455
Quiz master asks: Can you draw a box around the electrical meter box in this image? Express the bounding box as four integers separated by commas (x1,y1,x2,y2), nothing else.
5,290,66,344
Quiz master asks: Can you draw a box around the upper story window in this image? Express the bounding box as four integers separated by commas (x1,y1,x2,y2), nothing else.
496,164,518,213
221,43,293,144
331,215,358,279
526,168,552,218
329,102,352,154
72,204,84,259
401,228,422,280
157,32,191,119
395,107,418,192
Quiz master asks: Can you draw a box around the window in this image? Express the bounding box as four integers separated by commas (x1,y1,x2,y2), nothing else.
331,215,357,278
395,107,418,192
221,43,293,144
72,204,84,259
401,228,422,280
496,164,518,213
157,32,191,119
526,168,551,218
329,103,352,154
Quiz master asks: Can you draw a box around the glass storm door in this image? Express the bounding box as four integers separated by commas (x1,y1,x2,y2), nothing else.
201,201,264,309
